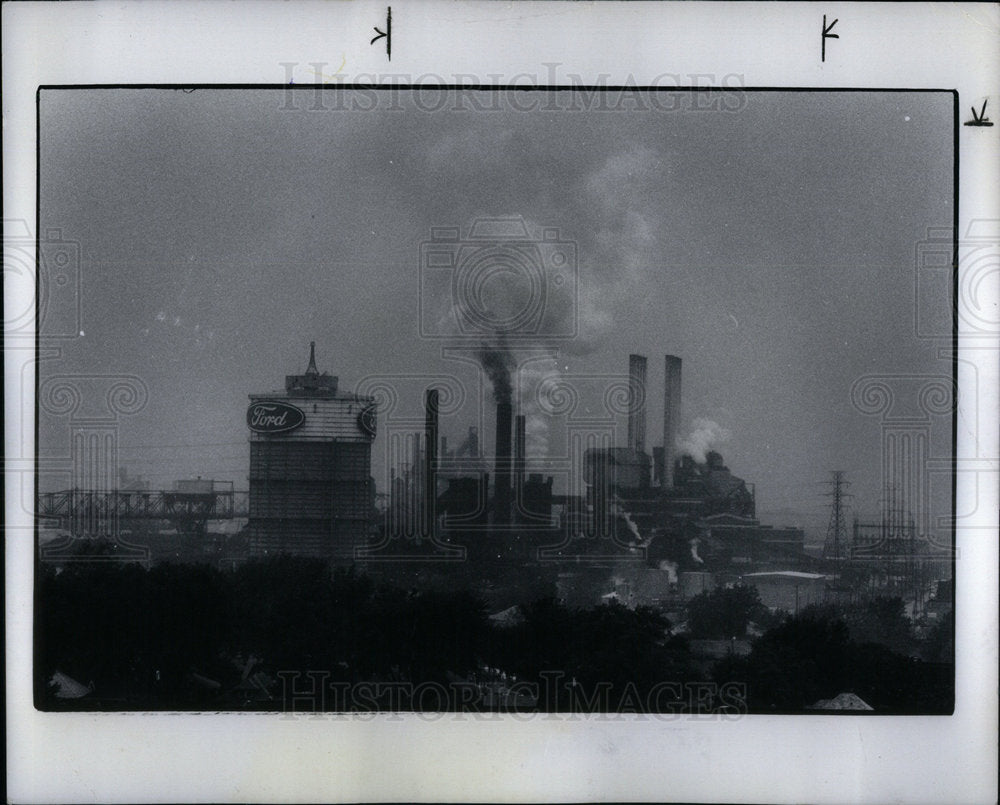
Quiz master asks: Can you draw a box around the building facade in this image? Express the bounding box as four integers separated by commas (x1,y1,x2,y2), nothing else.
246,343,377,560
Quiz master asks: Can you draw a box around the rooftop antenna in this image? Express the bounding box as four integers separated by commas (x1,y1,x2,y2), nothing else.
306,341,319,376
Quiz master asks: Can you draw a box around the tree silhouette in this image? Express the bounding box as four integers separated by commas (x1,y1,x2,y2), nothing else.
844,596,915,656
687,584,766,638
715,603,953,713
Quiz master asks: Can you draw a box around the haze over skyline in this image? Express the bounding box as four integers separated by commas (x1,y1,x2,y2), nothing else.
37,88,954,542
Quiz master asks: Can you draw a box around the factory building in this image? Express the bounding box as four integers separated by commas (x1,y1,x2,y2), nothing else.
584,353,753,529
246,343,377,560
739,571,829,612
583,352,803,573
422,392,556,561
371,349,803,576
696,513,805,565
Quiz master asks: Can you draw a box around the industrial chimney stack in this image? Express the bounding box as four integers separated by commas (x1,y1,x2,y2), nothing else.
662,355,682,488
494,402,513,525
424,388,439,537
627,354,647,454
514,414,527,519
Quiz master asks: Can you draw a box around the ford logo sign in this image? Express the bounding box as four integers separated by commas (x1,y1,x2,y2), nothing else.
247,401,305,433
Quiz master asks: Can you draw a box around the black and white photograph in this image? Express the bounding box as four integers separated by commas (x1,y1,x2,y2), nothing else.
33,84,960,717
5,2,998,803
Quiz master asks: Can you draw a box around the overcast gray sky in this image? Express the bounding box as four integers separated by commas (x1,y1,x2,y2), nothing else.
38,88,954,541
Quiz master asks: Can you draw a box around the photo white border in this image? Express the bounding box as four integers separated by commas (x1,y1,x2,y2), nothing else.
4,2,998,803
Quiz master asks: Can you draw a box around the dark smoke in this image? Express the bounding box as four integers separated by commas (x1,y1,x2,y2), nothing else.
478,336,515,405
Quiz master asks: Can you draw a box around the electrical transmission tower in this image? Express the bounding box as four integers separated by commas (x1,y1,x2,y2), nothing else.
822,470,853,561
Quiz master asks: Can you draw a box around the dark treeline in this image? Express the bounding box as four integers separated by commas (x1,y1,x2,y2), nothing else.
712,603,954,714
37,557,493,709
36,557,952,713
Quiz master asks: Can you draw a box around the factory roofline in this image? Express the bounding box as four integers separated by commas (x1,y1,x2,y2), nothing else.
248,390,375,402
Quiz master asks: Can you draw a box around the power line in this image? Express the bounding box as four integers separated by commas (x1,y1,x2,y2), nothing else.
822,470,853,561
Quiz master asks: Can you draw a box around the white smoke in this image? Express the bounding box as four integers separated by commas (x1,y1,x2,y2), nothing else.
610,495,643,545
676,417,731,464
431,217,581,462
689,537,704,564
517,356,560,461
658,559,679,584
429,173,668,463
568,147,662,357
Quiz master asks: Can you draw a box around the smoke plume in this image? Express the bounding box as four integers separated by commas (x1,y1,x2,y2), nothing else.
611,495,643,545
658,559,679,585
689,537,704,564
478,336,515,405
676,417,731,463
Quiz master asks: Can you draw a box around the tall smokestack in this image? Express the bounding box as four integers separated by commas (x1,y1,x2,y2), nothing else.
494,402,512,526
424,389,439,537
627,354,647,454
663,355,682,488
514,414,526,518
409,433,421,534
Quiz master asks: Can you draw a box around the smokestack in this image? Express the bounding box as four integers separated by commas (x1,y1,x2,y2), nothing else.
413,432,423,490
652,446,664,486
627,354,647,454
424,389,439,537
408,434,421,534
663,355,682,488
494,402,512,525
479,472,490,526
514,414,526,518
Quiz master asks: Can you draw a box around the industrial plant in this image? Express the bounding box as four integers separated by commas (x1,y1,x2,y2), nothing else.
36,339,955,717
38,341,950,621
30,79,966,726
375,349,815,601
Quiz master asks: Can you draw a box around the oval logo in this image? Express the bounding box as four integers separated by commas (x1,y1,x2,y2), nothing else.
247,401,305,433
